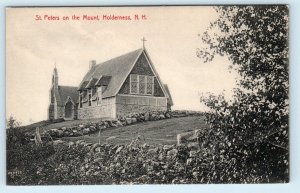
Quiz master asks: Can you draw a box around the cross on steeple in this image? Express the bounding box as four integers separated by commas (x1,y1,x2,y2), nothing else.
141,37,147,49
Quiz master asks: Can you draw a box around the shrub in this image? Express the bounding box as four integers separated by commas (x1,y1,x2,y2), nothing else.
197,5,289,183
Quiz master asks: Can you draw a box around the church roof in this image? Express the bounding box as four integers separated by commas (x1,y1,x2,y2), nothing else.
57,86,78,105
85,78,98,89
78,48,144,98
164,84,174,106
78,81,89,90
95,75,112,87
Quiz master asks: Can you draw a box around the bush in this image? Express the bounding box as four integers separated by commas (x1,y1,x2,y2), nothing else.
197,5,289,183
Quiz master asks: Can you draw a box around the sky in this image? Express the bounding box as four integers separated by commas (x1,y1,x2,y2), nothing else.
6,6,238,125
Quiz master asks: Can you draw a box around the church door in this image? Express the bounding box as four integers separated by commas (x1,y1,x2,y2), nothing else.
65,101,73,119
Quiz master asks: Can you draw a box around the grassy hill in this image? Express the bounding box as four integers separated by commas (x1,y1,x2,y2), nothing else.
59,116,207,145
22,115,207,146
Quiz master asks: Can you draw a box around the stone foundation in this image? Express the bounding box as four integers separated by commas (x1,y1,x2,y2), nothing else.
116,94,167,118
78,97,116,119
77,95,168,119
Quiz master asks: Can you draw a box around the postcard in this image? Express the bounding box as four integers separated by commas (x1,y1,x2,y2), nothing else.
6,5,289,185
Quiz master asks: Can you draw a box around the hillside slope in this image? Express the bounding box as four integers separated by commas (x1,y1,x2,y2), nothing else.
60,116,207,145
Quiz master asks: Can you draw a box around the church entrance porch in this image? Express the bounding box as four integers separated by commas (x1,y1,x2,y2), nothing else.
64,101,74,120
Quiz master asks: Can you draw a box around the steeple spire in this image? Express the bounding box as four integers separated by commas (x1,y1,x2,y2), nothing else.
52,62,58,88
54,59,57,72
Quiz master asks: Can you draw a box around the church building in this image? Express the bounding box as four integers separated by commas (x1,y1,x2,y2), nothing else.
48,47,173,121
48,67,79,120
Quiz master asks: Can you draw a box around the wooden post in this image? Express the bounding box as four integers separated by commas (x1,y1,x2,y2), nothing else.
34,127,43,146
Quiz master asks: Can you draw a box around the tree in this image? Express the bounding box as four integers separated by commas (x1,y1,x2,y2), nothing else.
7,115,21,130
197,5,289,182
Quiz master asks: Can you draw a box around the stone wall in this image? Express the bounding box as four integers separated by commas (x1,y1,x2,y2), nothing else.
116,94,167,118
40,110,203,140
45,110,173,139
78,97,116,119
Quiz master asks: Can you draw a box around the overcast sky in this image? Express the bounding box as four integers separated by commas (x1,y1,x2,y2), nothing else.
6,6,238,125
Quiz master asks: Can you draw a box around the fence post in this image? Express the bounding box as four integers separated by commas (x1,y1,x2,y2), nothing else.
34,127,43,146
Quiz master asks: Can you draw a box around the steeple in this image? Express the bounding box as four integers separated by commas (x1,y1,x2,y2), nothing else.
52,64,58,88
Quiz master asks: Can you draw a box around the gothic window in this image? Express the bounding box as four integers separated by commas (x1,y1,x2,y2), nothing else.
130,74,138,94
146,76,154,95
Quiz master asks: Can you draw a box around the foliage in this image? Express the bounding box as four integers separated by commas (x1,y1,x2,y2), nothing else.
7,135,289,185
6,117,55,184
6,115,21,130
4,140,229,184
197,5,289,182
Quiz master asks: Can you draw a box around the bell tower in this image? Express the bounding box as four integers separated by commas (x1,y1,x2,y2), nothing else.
52,66,58,89
48,65,58,121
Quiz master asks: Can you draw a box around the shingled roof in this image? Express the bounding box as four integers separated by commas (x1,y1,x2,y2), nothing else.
164,84,174,106
78,48,171,101
95,75,112,87
78,48,144,98
57,86,79,105
85,78,98,89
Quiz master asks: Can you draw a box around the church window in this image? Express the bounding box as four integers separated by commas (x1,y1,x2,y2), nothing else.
79,92,83,108
130,74,154,95
130,74,138,94
146,76,154,95
88,89,92,106
139,75,146,94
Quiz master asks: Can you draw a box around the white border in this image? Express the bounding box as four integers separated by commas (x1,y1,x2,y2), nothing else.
2,1,300,193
